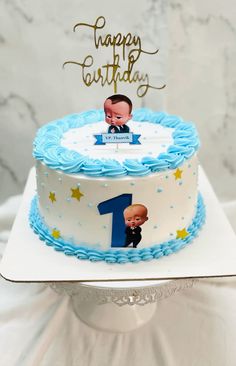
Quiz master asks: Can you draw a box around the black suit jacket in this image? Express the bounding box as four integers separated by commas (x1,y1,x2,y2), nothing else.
125,226,142,241
108,125,130,133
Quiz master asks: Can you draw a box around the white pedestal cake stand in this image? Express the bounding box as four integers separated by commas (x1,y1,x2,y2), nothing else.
48,278,196,332
1,167,236,332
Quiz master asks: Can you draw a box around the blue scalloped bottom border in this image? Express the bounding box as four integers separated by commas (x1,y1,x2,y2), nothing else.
29,193,206,264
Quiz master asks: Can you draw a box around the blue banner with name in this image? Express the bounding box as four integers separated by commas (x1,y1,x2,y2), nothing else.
94,133,141,145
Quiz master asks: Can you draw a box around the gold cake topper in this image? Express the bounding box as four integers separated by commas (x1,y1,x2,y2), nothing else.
63,16,166,97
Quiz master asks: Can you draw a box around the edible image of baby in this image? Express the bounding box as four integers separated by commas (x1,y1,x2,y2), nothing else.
104,94,132,133
123,204,148,248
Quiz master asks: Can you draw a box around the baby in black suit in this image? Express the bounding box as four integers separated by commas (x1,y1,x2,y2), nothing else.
104,94,132,133
123,204,148,248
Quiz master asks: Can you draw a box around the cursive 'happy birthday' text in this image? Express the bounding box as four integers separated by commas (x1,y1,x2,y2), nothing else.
63,16,166,97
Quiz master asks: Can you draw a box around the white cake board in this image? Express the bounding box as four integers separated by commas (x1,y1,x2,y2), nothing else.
1,167,236,283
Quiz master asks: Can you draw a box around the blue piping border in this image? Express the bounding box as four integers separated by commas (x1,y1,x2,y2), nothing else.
33,109,200,177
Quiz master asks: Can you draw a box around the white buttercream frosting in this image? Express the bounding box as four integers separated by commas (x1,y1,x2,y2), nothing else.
61,121,174,162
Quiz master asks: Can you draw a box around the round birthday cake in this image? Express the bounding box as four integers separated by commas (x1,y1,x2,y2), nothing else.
30,94,205,264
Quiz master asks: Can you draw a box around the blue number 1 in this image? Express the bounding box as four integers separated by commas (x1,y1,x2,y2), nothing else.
97,194,132,247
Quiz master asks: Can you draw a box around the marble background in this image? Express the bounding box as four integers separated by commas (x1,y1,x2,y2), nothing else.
0,0,235,203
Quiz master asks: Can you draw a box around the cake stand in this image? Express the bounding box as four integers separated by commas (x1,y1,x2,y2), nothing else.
1,167,236,332
48,278,196,332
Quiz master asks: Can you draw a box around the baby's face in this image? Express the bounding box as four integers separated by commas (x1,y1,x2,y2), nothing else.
104,99,132,126
124,206,148,227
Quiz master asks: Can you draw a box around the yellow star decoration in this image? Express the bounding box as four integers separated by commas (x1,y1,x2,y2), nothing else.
51,228,61,239
71,187,84,201
49,192,56,203
173,168,183,180
176,228,189,240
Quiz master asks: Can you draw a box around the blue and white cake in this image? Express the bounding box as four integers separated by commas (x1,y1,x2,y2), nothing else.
30,108,205,264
